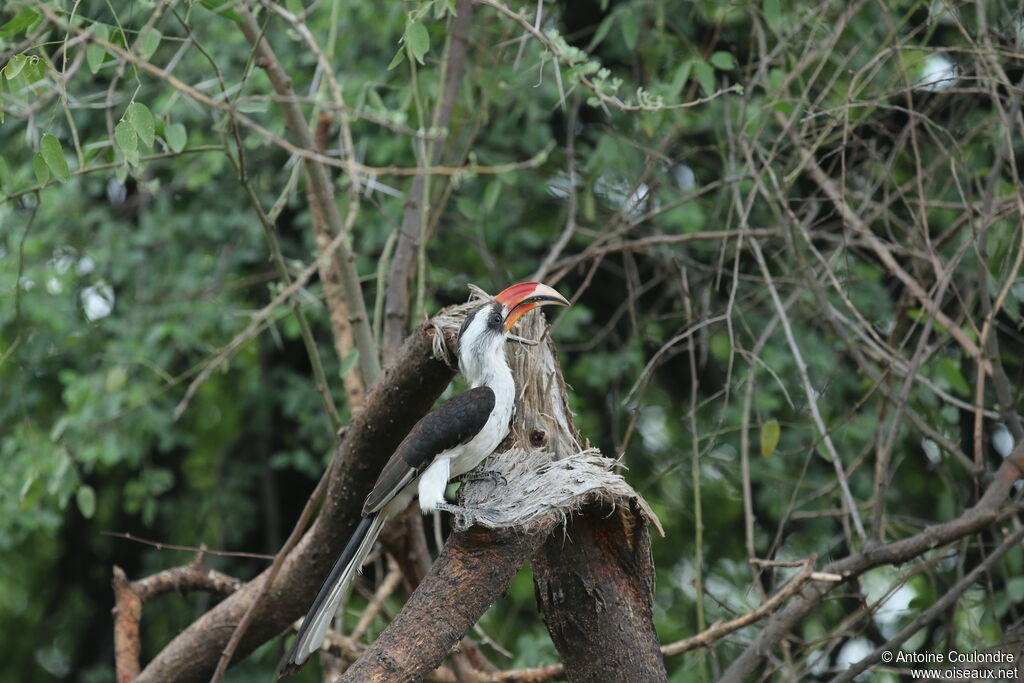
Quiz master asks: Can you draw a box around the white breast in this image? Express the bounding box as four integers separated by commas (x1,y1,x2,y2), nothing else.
452,345,515,476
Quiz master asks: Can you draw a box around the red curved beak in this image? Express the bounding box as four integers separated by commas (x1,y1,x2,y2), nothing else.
494,281,570,332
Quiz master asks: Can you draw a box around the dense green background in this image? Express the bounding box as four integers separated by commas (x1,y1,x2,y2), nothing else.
2,0,1023,680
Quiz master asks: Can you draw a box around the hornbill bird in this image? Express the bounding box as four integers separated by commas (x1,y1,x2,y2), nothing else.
279,281,570,675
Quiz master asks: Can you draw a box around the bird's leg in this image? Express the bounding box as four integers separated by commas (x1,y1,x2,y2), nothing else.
435,501,473,517
453,469,508,487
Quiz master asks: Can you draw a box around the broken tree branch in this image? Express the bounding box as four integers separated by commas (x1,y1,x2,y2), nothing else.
339,525,546,682
533,501,667,682
112,553,242,683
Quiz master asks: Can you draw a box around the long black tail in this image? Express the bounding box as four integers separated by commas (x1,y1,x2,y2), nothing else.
278,513,381,677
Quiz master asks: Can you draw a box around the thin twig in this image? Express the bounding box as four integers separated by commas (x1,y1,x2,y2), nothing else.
102,531,274,560
749,237,866,541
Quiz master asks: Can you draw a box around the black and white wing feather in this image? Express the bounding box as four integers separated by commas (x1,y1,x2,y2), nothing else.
361,386,496,515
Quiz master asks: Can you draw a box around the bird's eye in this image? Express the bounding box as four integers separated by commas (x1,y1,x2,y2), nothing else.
490,312,502,327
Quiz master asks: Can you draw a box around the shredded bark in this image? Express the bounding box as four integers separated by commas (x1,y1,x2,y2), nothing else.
453,447,663,536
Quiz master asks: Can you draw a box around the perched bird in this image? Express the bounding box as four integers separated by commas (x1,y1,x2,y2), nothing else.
279,282,570,675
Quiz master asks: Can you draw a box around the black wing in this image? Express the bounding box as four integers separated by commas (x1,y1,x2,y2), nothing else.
362,386,496,515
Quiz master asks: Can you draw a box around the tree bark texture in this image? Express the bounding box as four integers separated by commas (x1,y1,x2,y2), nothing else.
308,112,365,409
112,567,142,683
135,322,454,683
533,501,667,683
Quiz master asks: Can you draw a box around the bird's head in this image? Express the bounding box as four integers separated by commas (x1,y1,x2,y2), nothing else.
457,282,570,381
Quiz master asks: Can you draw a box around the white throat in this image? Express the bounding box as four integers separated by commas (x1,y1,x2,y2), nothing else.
461,339,512,390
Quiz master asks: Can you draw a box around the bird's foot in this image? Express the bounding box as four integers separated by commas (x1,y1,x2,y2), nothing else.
455,469,508,487
435,502,470,516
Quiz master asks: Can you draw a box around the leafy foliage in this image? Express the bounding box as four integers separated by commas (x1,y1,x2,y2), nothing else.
2,0,1024,681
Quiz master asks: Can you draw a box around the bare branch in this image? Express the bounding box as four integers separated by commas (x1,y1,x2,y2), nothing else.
236,5,381,389
829,524,1024,683
720,440,1024,682
112,555,242,683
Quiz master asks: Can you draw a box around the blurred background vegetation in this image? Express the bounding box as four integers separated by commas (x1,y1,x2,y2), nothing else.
2,0,1023,680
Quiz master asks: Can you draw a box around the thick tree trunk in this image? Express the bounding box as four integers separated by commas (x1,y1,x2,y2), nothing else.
339,526,545,682
533,501,667,683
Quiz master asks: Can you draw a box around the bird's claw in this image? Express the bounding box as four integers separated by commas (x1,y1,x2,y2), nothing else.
457,469,508,487
435,502,469,516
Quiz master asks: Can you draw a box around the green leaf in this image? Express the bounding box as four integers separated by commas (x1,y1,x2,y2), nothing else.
32,152,50,184
1011,278,1024,302
88,24,109,74
40,134,70,183
105,367,128,393
165,122,187,153
936,357,970,397
24,56,47,83
405,20,429,64
693,61,715,96
109,27,128,50
620,12,639,51
1007,577,1024,603
387,47,406,70
199,0,243,22
115,121,139,165
763,0,781,28
339,349,359,378
4,54,27,80
126,102,155,148
137,27,162,61
588,13,616,51
0,8,39,38
671,60,694,93
286,0,304,16
709,331,730,362
483,179,502,211
711,51,735,70
0,157,12,193
76,485,96,519
236,101,268,114
760,419,781,457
